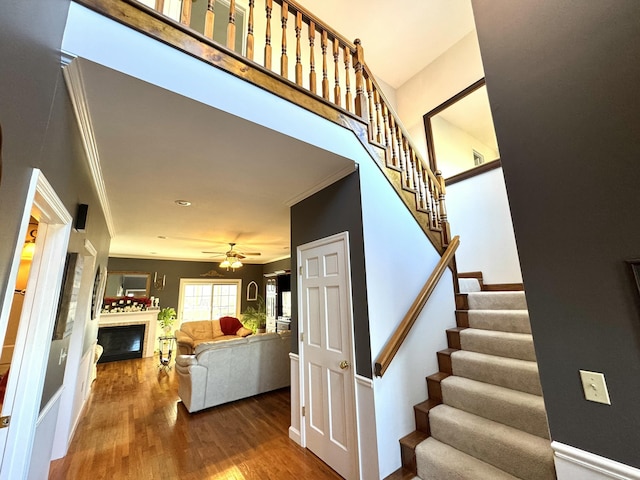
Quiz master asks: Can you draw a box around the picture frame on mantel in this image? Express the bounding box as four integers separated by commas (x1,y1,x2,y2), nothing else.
52,253,84,340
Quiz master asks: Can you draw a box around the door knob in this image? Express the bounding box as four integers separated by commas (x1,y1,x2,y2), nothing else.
339,360,350,370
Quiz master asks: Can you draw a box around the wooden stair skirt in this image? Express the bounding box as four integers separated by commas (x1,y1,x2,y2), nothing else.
395,275,556,480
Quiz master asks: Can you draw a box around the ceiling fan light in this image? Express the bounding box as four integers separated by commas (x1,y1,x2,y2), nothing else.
231,259,243,269
219,259,231,269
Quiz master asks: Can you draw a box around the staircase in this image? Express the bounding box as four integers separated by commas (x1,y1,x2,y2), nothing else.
398,275,556,480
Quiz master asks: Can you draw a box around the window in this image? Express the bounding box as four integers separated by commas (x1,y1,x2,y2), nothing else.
473,149,485,167
178,279,241,323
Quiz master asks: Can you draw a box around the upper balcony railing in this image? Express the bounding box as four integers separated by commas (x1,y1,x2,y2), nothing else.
76,0,451,251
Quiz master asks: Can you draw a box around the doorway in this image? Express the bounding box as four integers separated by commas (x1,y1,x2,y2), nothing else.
0,169,72,479
297,232,358,480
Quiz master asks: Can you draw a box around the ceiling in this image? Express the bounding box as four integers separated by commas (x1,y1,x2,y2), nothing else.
78,0,476,264
294,0,476,89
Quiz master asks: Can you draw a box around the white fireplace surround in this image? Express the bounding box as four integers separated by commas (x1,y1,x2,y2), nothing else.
98,310,158,358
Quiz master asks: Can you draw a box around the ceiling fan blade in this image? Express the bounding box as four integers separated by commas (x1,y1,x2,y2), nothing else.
240,252,261,256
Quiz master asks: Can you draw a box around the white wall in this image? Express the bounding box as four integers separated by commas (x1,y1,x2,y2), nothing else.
358,156,457,478
27,391,61,480
446,167,522,283
431,115,498,177
396,31,485,162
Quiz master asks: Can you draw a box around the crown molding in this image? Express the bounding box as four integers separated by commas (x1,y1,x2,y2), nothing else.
62,60,115,238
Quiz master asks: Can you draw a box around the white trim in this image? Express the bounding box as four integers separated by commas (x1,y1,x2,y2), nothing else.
62,60,115,237
285,163,357,207
355,374,373,388
354,374,379,480
32,172,73,225
0,169,72,480
83,239,97,257
288,353,301,445
552,441,640,480
37,387,65,425
60,49,76,66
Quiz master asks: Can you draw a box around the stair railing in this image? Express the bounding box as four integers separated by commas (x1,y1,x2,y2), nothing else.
374,235,460,377
76,0,451,249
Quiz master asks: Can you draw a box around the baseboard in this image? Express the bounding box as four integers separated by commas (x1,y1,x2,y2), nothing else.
289,353,302,446
289,426,301,445
552,441,640,480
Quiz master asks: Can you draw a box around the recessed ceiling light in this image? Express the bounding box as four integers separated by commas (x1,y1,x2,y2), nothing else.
175,200,191,207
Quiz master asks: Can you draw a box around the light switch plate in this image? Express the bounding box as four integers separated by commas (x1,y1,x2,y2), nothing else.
579,370,611,405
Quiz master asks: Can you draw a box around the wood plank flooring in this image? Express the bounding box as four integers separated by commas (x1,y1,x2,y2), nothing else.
49,357,342,480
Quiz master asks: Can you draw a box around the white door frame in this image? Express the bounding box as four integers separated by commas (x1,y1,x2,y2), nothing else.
0,169,72,479
296,231,359,479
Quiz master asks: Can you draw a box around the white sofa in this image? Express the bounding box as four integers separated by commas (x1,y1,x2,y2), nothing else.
175,331,291,413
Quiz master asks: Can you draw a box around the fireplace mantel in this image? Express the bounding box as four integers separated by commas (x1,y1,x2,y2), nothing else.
98,310,158,358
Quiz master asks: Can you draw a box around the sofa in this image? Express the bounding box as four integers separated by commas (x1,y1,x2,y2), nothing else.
175,318,253,355
175,330,291,413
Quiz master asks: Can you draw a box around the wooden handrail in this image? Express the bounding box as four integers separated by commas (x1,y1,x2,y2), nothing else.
374,235,460,377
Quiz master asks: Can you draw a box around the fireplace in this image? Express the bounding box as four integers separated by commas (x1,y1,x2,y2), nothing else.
97,324,146,363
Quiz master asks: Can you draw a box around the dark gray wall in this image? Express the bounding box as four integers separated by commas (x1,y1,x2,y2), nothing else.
472,0,640,467
0,1,111,411
107,257,265,313
291,171,372,378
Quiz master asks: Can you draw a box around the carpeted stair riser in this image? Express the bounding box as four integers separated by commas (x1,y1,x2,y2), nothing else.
409,280,555,480
451,350,542,395
459,329,537,361
428,405,556,480
440,376,550,439
467,310,532,334
416,437,519,480
467,291,528,310
458,277,482,293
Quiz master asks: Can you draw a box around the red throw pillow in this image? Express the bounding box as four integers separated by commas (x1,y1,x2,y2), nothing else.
219,316,243,335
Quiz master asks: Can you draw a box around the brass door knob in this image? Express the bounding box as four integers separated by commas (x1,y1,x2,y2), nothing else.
339,360,350,370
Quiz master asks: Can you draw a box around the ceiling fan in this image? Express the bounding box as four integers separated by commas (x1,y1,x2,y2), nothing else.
202,243,261,271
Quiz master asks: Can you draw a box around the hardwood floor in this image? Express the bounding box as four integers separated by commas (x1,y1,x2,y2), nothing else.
49,357,342,480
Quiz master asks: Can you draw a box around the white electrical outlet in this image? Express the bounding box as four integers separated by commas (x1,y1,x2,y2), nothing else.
579,370,611,405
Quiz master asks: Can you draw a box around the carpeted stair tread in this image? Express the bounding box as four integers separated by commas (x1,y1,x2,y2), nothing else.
468,310,532,334
451,350,542,395
416,437,519,480
429,405,556,480
441,376,550,439
460,328,537,361
467,291,527,310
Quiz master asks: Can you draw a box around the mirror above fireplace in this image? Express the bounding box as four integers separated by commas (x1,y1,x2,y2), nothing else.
104,271,151,299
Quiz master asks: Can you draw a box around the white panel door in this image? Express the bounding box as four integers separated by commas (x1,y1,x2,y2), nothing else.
299,233,357,480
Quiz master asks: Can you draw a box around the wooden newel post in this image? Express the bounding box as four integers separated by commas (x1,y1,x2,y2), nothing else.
354,38,369,122
435,170,451,246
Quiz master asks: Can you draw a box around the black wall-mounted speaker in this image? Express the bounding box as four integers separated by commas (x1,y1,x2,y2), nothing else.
75,204,89,232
